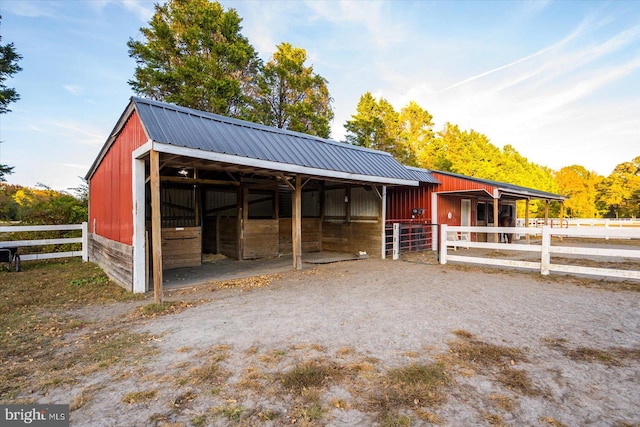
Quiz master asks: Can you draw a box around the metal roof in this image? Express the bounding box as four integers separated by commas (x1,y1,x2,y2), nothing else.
131,97,417,184
405,166,441,184
432,170,566,200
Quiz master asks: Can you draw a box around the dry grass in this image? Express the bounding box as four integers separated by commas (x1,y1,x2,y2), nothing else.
132,300,200,318
482,412,506,426
497,367,539,396
122,389,157,404
280,359,344,391
448,336,524,368
489,394,517,412
208,273,282,291
369,362,451,425
0,259,148,401
543,337,640,366
539,416,569,427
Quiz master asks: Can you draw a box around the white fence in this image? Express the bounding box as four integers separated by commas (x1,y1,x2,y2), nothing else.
439,224,640,281
0,223,88,261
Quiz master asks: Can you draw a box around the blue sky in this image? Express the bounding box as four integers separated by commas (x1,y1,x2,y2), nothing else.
1,0,639,191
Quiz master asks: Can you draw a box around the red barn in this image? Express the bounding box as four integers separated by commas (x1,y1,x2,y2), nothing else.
86,98,418,294
387,167,565,242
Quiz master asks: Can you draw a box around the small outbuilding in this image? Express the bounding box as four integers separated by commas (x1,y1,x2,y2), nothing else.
86,97,418,294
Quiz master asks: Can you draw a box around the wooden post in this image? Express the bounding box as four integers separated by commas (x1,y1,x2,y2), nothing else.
493,193,499,243
392,223,400,260
525,199,530,244
544,200,550,226
150,150,163,304
439,224,448,264
292,175,302,270
541,226,551,275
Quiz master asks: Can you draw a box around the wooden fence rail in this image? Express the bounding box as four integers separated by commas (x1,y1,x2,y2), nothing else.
439,225,640,281
0,223,88,262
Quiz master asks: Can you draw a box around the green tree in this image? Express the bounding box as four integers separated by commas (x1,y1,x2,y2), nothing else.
253,42,333,138
0,16,22,182
598,156,640,218
345,93,406,161
398,101,435,167
127,0,260,118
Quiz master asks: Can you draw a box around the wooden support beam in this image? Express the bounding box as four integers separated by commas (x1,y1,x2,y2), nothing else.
292,175,302,270
493,193,499,243
150,149,163,304
525,199,530,244
544,200,550,226
160,176,240,186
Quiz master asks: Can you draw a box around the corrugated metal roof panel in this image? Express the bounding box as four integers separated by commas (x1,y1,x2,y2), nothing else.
133,97,416,183
432,170,565,200
405,166,441,184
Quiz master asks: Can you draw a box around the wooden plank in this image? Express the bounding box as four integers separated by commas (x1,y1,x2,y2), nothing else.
549,246,640,258
292,175,302,270
21,252,80,261
447,241,541,252
150,149,163,304
0,237,82,247
447,255,541,271
161,227,201,269
0,224,83,233
549,264,640,280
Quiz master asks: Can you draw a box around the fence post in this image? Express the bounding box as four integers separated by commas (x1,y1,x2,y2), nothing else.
392,223,400,260
81,221,88,262
439,224,448,264
541,226,550,275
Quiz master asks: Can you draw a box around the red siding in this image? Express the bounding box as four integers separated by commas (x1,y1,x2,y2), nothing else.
430,172,495,194
386,183,435,221
89,111,147,245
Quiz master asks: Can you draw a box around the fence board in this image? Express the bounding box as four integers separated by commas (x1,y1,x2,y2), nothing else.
0,224,83,232
0,223,87,261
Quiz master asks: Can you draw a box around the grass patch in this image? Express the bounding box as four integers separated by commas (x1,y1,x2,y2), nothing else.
0,259,147,400
448,337,524,367
489,394,516,412
133,300,197,318
369,362,450,425
122,389,157,404
497,367,538,395
543,338,640,366
482,412,506,426
539,416,568,427
280,359,344,391
212,405,245,422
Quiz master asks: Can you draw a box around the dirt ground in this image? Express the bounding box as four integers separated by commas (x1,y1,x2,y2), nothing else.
24,257,640,426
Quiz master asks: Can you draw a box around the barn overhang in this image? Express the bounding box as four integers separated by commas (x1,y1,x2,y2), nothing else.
133,140,419,187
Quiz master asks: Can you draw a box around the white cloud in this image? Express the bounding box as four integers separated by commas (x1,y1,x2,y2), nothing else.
63,85,84,96
1,0,58,18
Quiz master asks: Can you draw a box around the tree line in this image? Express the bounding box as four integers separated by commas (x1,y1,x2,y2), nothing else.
1,1,638,220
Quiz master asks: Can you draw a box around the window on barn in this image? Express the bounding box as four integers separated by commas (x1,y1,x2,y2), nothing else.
248,190,275,219
204,189,237,218
302,190,321,218
324,188,346,220
278,186,292,218
161,185,197,228
279,187,321,218
477,202,486,221
350,187,379,220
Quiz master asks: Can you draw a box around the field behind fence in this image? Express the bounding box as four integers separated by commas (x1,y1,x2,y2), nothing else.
440,224,640,281
0,223,88,261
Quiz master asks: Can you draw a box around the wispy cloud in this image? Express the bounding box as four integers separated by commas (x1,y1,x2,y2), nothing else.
63,85,84,96
1,0,59,18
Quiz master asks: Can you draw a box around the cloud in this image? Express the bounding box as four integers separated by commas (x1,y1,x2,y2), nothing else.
42,120,106,146
1,0,58,18
90,0,155,22
63,85,84,96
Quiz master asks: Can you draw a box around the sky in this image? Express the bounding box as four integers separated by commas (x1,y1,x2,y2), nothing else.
1,0,639,192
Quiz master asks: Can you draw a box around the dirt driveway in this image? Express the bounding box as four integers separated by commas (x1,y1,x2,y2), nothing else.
43,258,639,426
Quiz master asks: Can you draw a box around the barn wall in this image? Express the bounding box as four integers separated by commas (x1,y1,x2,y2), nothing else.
386,183,435,221
278,218,322,254
88,233,133,291
89,111,147,245
162,226,202,269
322,221,381,257
218,217,238,259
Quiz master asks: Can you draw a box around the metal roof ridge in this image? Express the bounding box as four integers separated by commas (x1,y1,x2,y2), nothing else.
130,96,396,158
